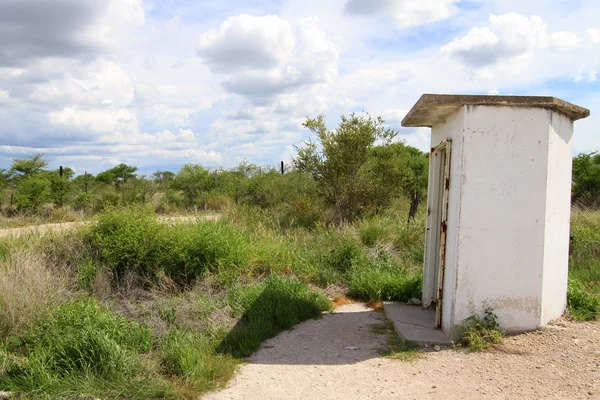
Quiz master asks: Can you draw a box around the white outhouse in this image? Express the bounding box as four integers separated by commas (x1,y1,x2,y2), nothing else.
402,94,590,340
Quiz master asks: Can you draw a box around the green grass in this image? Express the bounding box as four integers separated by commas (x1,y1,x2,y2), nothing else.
568,279,600,320
568,209,600,318
160,329,237,394
2,203,600,398
1,298,176,399
348,251,422,302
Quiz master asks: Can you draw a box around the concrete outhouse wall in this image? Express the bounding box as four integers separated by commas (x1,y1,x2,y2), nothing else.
429,105,575,339
540,112,574,324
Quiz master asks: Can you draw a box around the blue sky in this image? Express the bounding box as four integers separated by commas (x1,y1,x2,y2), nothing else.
1,0,599,175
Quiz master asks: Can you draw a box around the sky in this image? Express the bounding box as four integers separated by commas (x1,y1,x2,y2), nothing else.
1,0,599,175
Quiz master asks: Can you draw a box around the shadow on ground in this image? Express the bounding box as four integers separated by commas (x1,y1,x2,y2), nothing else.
229,303,389,366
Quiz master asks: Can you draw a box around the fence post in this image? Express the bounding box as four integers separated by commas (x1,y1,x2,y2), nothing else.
281,161,284,174
121,172,126,206
408,189,419,224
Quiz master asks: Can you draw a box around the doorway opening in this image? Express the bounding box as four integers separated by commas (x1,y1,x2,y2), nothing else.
423,139,451,329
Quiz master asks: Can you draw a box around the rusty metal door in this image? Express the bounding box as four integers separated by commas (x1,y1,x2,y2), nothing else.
423,139,451,329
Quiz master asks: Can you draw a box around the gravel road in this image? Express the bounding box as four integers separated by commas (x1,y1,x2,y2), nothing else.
205,303,600,400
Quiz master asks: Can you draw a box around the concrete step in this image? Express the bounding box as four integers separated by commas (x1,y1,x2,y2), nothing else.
383,302,452,345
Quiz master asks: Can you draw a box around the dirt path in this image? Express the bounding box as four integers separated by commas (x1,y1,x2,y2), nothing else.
0,214,220,239
205,303,600,400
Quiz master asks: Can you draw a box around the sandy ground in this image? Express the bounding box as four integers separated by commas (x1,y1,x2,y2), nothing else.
0,214,220,238
205,303,600,400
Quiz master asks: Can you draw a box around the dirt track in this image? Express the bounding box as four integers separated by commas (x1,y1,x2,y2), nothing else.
0,215,220,239
205,303,600,400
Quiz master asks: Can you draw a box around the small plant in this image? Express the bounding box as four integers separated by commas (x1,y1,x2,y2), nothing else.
461,308,503,352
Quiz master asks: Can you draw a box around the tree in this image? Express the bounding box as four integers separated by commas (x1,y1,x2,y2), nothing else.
10,153,48,178
572,152,600,207
49,167,75,207
294,113,397,222
96,164,138,187
172,164,211,207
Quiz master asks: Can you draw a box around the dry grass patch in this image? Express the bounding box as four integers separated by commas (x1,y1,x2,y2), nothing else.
0,237,71,337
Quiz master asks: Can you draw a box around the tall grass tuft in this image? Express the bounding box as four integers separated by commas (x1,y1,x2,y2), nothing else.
0,236,70,337
348,251,422,302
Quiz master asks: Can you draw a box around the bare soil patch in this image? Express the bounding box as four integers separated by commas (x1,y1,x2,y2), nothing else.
0,214,220,238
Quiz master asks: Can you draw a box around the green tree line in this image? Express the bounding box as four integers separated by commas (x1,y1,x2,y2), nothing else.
1,113,598,221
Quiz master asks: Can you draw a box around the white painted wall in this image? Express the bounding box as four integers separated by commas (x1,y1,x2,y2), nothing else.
426,105,574,339
541,112,574,324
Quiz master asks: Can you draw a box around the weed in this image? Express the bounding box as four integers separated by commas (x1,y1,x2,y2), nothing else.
461,308,504,352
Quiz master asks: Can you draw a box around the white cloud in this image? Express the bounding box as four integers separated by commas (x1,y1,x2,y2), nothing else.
441,13,547,68
0,0,144,67
588,28,600,45
345,0,460,27
549,31,581,50
49,107,139,136
574,70,598,83
197,15,338,105
197,14,295,72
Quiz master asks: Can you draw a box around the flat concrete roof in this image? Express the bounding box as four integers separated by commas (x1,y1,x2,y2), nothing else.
401,94,590,127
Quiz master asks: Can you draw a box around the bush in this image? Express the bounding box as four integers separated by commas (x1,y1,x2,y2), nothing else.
88,208,254,284
348,252,422,301
1,299,175,398
90,207,162,279
568,279,600,321
218,276,331,357
160,221,252,283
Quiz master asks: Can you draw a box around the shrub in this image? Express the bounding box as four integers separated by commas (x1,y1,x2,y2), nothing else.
90,207,162,279
160,221,252,283
348,252,422,302
218,276,331,357
568,278,600,321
